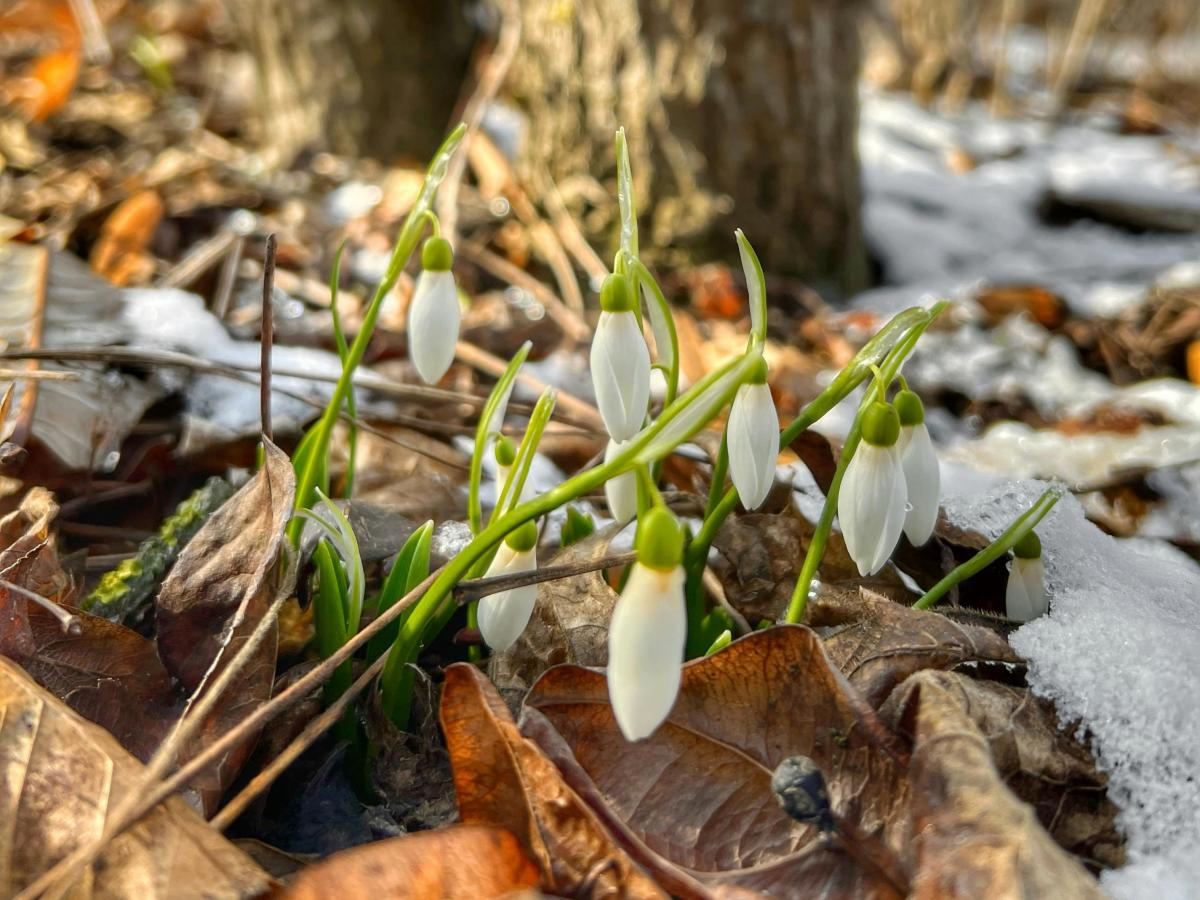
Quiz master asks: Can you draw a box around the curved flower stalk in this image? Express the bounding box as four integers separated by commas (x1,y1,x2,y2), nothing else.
591,273,651,441
895,388,939,545
477,520,539,652
408,236,461,385
839,401,907,577
1006,531,1047,622
608,506,687,741
726,356,778,511
604,438,638,524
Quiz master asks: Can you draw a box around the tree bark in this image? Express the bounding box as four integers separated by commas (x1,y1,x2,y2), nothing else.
226,0,476,165
507,0,868,294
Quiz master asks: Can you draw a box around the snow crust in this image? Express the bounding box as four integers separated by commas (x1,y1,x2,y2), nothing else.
943,482,1200,899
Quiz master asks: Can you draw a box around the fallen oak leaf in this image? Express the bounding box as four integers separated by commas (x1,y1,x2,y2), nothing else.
520,626,911,898
0,656,269,899
881,670,1124,871
278,825,540,900
156,439,296,812
808,587,1022,708
440,662,671,899
887,670,1105,898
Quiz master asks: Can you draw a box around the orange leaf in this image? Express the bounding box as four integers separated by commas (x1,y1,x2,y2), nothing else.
279,826,540,900
90,190,165,285
23,46,80,122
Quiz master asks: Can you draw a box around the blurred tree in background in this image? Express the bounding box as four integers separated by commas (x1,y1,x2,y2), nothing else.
229,0,868,294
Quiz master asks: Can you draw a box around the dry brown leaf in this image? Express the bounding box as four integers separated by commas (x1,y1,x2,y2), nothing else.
89,190,165,285
488,525,620,710
809,588,1022,708
0,656,269,898
882,670,1124,870
521,626,911,898
710,505,910,623
0,1,81,122
279,825,540,900
889,670,1106,898
440,663,669,899
1,601,180,761
156,439,295,810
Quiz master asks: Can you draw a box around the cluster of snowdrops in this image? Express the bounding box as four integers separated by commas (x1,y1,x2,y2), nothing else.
296,127,1056,742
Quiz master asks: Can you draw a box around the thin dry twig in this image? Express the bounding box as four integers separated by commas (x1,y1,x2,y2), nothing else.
437,0,521,244
260,234,277,442
455,550,636,603
0,579,80,635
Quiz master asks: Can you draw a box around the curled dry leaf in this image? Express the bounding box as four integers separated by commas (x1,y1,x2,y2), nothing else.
488,525,620,709
882,670,1124,870
710,505,910,623
808,587,1022,708
885,669,1106,899
156,439,296,810
0,657,269,899
279,825,540,900
521,626,911,899
440,662,669,899
89,189,165,285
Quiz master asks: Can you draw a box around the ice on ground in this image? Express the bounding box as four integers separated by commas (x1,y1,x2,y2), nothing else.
943,481,1200,899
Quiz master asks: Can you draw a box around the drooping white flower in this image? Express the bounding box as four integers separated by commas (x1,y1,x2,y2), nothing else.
591,274,650,442
838,402,907,577
604,438,638,524
727,359,778,510
607,507,686,741
1006,531,1047,622
894,389,939,546
477,521,538,652
408,237,460,385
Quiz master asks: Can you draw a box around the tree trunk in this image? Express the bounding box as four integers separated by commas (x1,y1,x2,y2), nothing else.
226,0,476,165
507,0,868,295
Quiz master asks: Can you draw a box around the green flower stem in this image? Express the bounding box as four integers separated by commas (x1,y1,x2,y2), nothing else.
289,123,466,545
912,488,1062,611
380,348,760,727
703,435,730,521
327,243,358,499
784,306,948,624
467,342,531,535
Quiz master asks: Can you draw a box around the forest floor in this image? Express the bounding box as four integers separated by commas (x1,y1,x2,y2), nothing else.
0,3,1198,899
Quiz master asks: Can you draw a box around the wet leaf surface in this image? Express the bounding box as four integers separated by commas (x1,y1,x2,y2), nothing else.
885,669,1106,898
440,662,669,899
808,587,1022,708
278,825,540,900
881,670,1125,871
0,656,269,899
521,626,912,898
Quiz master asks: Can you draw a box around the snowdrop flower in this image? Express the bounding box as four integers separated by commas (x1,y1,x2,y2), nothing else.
408,236,460,384
894,389,939,545
1006,531,1047,622
604,438,638,524
591,273,650,441
727,357,778,510
607,506,686,741
477,520,538,652
493,434,531,506
838,401,906,577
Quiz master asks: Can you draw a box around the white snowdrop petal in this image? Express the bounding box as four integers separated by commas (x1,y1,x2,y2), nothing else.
1023,557,1048,618
603,439,638,524
477,545,538,652
900,424,940,546
839,443,906,577
1005,556,1047,623
606,563,686,741
590,311,651,441
408,270,460,384
728,382,778,510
